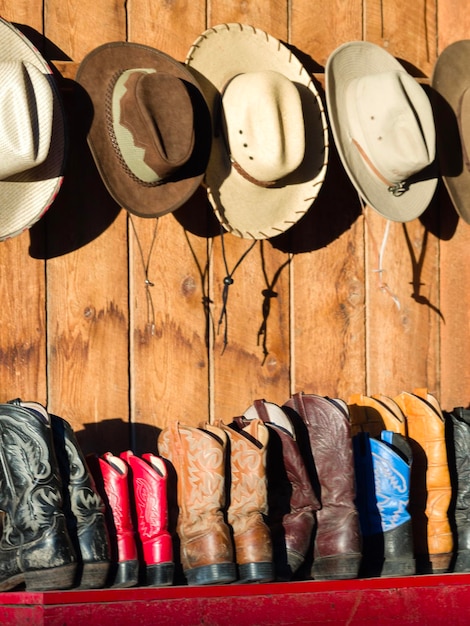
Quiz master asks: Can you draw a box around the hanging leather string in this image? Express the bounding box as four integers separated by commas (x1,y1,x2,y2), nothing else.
129,215,159,333
218,227,257,353
183,228,214,348
257,240,291,364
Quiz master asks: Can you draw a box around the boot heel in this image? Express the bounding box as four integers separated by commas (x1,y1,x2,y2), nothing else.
25,563,77,591
312,554,361,580
238,561,274,583
110,559,140,588
185,562,237,585
78,561,110,589
146,561,175,587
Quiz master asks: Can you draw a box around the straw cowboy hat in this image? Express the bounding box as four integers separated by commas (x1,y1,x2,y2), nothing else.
185,23,329,239
0,17,66,241
432,40,470,224
326,41,438,222
76,42,211,218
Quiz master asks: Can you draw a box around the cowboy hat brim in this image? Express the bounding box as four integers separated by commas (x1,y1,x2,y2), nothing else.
185,23,329,239
326,41,438,223
432,40,470,224
76,42,211,218
0,18,65,241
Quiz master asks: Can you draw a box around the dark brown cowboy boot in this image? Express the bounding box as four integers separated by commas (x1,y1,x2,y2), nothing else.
235,399,320,580
158,422,236,585
283,392,362,580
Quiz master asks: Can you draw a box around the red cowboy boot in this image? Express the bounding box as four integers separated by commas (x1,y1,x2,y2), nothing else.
120,450,174,586
87,452,139,587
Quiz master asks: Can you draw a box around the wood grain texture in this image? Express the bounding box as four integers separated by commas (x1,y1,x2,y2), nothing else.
44,0,129,452
0,0,468,453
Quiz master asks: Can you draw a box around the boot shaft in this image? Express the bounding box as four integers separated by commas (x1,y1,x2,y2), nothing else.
348,393,407,437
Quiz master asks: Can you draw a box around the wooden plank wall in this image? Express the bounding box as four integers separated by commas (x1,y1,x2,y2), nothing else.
0,0,469,456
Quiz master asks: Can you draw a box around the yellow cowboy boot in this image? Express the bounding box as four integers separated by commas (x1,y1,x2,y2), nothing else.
348,393,407,437
394,390,453,573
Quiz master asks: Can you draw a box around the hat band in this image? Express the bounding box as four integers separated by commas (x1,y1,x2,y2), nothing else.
105,71,163,188
229,156,276,188
352,138,408,197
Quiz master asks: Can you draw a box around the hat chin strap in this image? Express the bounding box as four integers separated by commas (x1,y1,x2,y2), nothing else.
351,138,408,197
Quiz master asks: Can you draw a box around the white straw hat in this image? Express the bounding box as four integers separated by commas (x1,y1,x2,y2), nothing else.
185,23,329,239
326,41,437,222
0,17,66,240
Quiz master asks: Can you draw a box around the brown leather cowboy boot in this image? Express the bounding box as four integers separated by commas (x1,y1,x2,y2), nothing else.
283,392,362,580
158,422,236,585
394,390,453,574
235,399,320,581
216,418,274,583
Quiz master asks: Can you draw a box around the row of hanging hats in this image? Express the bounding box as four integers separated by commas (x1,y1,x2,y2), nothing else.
1,17,470,242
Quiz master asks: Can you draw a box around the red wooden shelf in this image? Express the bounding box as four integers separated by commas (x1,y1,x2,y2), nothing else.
1,573,470,625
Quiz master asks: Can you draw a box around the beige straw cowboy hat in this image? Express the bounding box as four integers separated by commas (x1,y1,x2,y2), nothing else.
185,23,329,239
0,17,66,240
76,42,211,218
326,41,438,222
432,40,470,224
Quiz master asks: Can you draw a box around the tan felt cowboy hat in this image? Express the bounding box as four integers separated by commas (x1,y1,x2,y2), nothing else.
0,17,66,241
326,41,438,222
76,42,211,218
432,40,470,224
185,23,329,240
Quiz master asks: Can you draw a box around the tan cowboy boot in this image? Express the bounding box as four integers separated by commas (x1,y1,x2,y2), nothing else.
348,393,407,437
394,390,453,573
216,419,274,583
158,422,236,585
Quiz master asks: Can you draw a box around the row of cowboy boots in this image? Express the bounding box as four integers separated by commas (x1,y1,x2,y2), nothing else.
156,393,363,585
0,400,110,592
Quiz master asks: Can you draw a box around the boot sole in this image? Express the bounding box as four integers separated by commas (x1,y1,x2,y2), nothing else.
109,559,140,588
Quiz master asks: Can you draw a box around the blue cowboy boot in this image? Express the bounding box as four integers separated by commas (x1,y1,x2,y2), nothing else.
353,430,415,577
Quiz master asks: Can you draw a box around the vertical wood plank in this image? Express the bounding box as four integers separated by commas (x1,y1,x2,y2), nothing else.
0,2,47,405
206,3,291,421
361,0,440,400
44,1,129,454
436,4,470,410
127,1,212,444
289,0,366,400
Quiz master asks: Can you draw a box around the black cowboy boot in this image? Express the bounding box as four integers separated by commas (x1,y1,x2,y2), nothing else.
0,402,77,591
11,400,111,588
447,407,470,572
50,412,111,588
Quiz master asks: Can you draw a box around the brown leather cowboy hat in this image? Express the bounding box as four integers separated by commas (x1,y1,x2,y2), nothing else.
76,42,211,218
